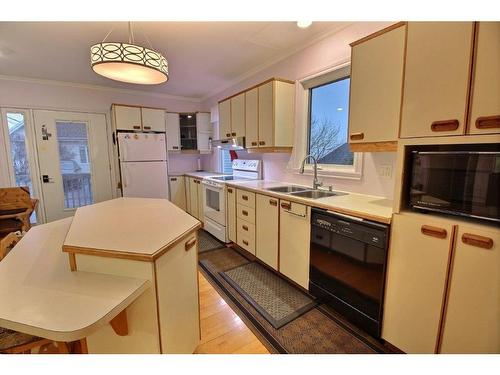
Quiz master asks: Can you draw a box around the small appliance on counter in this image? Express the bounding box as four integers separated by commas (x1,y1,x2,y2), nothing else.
117,132,169,199
202,160,262,242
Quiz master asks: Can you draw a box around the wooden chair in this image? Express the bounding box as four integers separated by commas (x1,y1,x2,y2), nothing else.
0,327,52,354
0,187,38,236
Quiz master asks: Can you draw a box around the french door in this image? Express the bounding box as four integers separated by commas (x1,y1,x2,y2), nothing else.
33,110,113,222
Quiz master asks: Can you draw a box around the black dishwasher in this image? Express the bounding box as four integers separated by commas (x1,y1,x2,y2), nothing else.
309,208,389,337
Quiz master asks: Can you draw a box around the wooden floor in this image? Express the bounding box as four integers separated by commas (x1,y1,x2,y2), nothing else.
195,271,270,354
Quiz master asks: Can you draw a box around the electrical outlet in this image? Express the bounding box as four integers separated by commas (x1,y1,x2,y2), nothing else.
378,164,393,179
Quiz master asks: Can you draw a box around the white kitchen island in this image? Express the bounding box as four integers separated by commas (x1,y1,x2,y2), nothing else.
0,198,201,354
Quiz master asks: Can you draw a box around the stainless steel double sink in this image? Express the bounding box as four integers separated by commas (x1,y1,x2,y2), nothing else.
265,185,347,199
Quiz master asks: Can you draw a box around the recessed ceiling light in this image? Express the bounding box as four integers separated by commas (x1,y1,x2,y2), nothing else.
337,107,343,111
297,21,312,29
187,115,192,119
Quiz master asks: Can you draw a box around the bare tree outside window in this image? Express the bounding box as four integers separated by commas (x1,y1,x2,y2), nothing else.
308,77,353,166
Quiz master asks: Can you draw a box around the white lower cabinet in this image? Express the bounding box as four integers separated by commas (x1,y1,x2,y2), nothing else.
226,187,237,243
382,213,454,353
168,176,186,210
255,194,279,270
440,225,499,353
279,200,311,289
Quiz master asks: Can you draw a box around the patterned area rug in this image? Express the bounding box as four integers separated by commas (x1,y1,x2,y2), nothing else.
221,262,317,329
198,230,225,253
199,247,390,354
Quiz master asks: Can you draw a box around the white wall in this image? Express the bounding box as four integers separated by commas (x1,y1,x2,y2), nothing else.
201,22,397,199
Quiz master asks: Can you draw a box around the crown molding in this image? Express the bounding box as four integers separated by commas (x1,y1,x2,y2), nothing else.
0,74,203,103
199,22,354,103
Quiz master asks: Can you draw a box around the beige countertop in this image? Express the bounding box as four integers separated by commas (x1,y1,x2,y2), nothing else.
0,218,149,342
170,171,226,178
63,198,201,261
226,180,393,224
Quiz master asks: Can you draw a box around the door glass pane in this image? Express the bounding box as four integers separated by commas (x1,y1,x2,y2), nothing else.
56,121,93,209
6,112,37,223
206,189,220,212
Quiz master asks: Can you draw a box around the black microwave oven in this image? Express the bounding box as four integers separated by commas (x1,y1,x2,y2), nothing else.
409,151,500,223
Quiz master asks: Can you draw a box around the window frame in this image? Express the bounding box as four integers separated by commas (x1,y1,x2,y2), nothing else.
297,63,363,180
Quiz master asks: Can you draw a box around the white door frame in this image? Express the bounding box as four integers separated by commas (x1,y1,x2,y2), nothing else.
0,107,45,222
0,105,118,223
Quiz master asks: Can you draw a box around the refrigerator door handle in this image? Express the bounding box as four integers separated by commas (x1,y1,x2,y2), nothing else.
122,165,129,188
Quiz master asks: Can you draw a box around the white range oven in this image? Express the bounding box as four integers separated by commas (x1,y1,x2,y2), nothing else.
202,160,262,242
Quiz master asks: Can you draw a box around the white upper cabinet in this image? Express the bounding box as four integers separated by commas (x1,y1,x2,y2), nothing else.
468,22,500,135
113,105,142,131
196,112,212,153
166,112,181,151
349,23,406,150
245,87,259,148
113,105,165,132
400,22,474,138
230,93,246,137
218,100,231,139
141,108,165,132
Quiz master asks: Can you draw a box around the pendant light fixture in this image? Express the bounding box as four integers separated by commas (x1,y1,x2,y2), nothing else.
90,22,168,85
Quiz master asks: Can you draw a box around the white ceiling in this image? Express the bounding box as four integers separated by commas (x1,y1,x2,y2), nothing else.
0,22,349,101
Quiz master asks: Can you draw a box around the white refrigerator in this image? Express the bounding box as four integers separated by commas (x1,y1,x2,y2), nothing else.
117,132,169,199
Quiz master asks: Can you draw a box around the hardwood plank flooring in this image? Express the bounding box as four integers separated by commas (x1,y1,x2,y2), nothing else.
195,271,270,354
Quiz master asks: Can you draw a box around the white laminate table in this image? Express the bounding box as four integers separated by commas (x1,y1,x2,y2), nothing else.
0,217,149,343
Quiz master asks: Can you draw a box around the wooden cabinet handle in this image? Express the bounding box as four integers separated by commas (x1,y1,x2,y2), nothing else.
185,238,197,251
280,202,291,210
242,195,249,201
144,126,151,130
431,119,459,132
421,225,447,239
232,132,236,136
269,199,278,206
242,225,249,231
170,177,177,181
226,133,231,137
259,141,265,145
476,115,500,129
462,233,493,249
350,132,364,141
133,125,141,130
242,210,248,216
251,141,258,146
242,240,249,246
227,188,233,193
173,146,179,150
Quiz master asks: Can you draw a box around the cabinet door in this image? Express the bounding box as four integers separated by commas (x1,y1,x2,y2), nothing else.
382,214,455,353
279,200,310,289
196,112,211,133
141,108,165,132
197,180,204,224
258,81,274,148
169,176,186,210
349,24,405,144
230,93,245,137
440,225,499,353
256,194,279,270
245,88,259,148
273,81,294,147
166,112,181,151
400,22,474,138
188,178,199,219
468,22,500,135
226,187,237,243
155,231,200,353
114,105,142,131
218,100,231,139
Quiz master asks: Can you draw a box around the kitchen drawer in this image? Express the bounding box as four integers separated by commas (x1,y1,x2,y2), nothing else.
237,189,256,208
237,218,255,238
237,204,255,224
237,229,256,255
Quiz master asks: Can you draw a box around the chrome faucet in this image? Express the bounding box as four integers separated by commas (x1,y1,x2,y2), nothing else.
299,154,323,190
